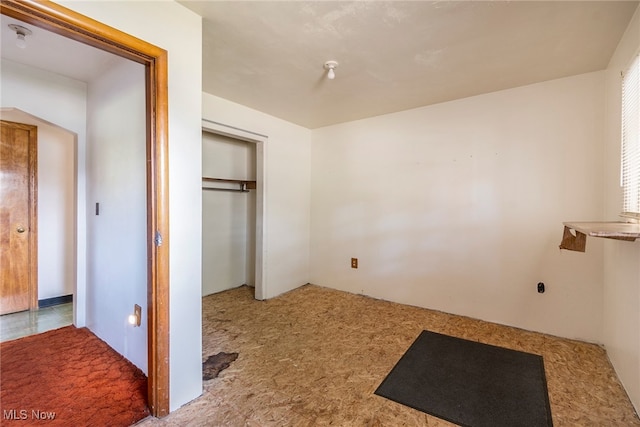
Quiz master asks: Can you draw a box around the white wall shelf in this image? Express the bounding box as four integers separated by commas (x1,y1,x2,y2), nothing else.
560,222,640,252
202,177,257,192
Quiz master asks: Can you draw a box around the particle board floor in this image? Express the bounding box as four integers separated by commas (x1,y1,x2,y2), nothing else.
138,284,640,426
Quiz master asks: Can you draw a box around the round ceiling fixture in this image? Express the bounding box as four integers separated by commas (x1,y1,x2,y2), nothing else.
8,24,32,49
323,60,339,80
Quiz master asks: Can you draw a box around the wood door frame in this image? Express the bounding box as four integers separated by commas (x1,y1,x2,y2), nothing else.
0,120,38,313
25,122,38,311
0,0,171,417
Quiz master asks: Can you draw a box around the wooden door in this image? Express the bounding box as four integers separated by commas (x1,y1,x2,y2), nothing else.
0,120,37,315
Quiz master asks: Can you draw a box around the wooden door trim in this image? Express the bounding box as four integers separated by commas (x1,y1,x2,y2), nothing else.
25,121,37,311
0,0,170,417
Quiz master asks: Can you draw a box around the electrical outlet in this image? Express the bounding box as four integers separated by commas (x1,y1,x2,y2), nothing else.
351,258,358,269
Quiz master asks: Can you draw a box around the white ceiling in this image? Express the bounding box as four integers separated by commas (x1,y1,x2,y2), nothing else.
1,2,637,130
180,0,638,129
1,15,120,83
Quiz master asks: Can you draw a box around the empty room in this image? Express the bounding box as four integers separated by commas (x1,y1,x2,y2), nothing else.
1,1,639,426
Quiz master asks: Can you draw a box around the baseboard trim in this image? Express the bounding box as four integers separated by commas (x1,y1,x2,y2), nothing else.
39,294,73,308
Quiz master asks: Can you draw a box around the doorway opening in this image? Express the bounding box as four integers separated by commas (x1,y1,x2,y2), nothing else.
1,1,170,416
0,109,76,329
201,119,267,300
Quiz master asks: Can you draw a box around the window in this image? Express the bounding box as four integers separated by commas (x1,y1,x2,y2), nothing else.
621,53,640,218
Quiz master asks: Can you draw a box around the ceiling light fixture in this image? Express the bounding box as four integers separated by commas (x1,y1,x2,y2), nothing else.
324,60,339,80
8,24,32,49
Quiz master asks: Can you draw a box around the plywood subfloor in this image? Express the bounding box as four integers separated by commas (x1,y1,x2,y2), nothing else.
138,284,639,426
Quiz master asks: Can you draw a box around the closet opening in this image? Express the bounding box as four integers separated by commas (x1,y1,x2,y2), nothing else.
201,120,266,300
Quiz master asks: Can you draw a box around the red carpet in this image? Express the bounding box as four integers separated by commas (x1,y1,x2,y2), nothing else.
0,326,149,426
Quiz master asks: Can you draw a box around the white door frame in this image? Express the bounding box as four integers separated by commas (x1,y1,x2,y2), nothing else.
201,119,268,300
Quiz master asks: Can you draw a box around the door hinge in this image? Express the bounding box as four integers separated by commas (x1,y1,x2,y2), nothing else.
154,231,163,247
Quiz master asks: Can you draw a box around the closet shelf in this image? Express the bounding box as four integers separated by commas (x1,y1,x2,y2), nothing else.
202,177,256,192
559,221,640,252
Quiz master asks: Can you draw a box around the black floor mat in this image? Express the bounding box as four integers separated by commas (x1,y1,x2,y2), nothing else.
375,330,553,427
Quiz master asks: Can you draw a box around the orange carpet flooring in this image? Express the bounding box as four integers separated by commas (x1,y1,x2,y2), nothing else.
0,325,149,426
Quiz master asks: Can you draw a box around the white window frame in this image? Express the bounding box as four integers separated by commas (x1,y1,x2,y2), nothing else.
621,53,640,220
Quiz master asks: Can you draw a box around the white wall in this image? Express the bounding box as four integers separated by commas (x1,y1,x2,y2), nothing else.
202,93,311,299
202,132,256,295
311,71,606,343
0,106,76,301
37,122,75,300
0,59,87,321
60,0,203,411
603,7,640,412
86,57,147,372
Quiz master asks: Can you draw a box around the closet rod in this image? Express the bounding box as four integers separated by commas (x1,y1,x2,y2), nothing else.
202,177,257,189
202,186,249,193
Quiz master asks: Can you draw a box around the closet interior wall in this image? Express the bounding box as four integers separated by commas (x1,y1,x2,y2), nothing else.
202,131,256,296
